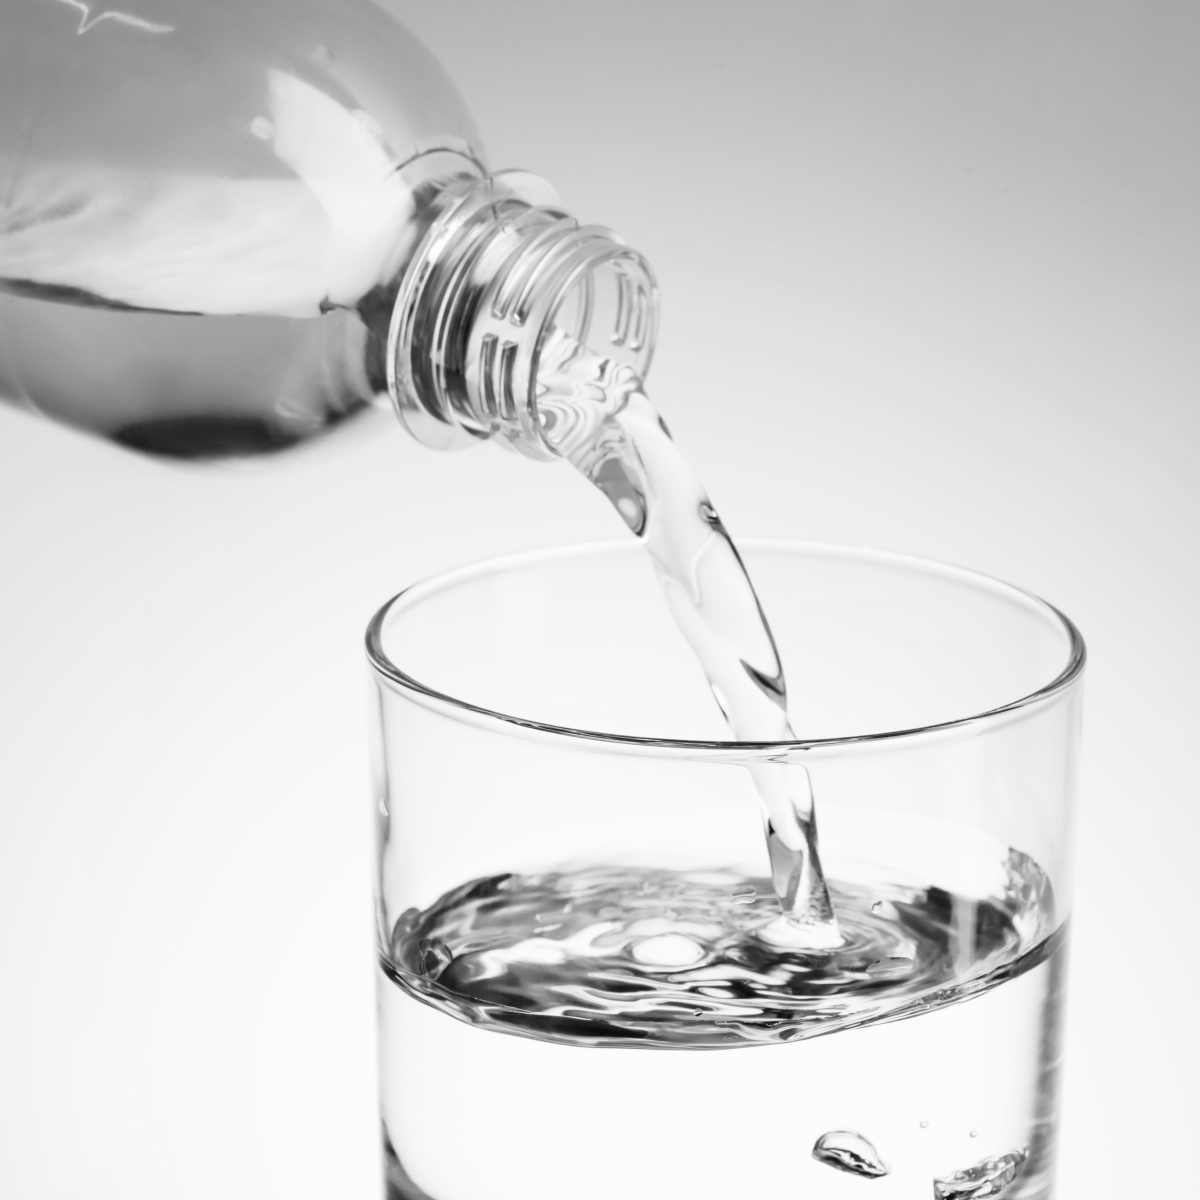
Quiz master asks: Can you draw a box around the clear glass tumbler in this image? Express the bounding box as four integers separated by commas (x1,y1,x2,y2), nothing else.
366,541,1083,1200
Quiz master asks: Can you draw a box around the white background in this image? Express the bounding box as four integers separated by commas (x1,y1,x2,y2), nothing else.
1,1,1197,1196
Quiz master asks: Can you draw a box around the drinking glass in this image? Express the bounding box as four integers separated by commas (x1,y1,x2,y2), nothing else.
366,541,1083,1200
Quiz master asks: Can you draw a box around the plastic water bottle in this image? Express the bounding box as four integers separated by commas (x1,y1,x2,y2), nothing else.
0,0,656,458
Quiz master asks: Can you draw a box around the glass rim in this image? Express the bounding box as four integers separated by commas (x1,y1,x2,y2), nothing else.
365,539,1086,760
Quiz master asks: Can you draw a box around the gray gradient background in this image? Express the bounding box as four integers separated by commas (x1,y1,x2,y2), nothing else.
1,1,1197,1195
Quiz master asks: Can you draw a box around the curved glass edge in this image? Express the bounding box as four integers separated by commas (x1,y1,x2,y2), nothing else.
364,540,1087,762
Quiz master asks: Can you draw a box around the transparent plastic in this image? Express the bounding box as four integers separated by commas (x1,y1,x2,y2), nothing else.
0,0,655,458
367,541,1085,1200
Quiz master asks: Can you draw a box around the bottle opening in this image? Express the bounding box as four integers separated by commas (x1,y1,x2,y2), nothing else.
387,173,657,458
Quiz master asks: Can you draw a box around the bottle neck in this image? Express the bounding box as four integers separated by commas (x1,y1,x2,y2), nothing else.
386,172,658,459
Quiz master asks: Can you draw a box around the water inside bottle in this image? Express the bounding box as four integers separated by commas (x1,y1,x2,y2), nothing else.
0,62,442,454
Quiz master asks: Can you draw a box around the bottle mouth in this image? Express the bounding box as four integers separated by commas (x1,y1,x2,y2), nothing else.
387,172,658,457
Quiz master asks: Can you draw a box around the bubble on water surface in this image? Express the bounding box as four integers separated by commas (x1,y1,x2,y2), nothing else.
812,1130,889,1178
631,933,705,967
933,1147,1028,1199
730,886,757,905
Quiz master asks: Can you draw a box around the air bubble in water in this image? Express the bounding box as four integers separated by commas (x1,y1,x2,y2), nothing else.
812,1130,889,1179
731,886,757,905
970,1130,979,1138
933,1147,1028,1199
871,900,884,914
418,938,452,978
920,1121,931,1129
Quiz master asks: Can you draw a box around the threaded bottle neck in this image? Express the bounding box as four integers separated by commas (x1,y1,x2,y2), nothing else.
386,172,658,458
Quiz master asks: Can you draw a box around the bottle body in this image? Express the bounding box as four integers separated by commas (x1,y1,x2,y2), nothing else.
0,0,484,456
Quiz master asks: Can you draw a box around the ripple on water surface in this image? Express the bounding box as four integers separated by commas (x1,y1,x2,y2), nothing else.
383,857,1057,1048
